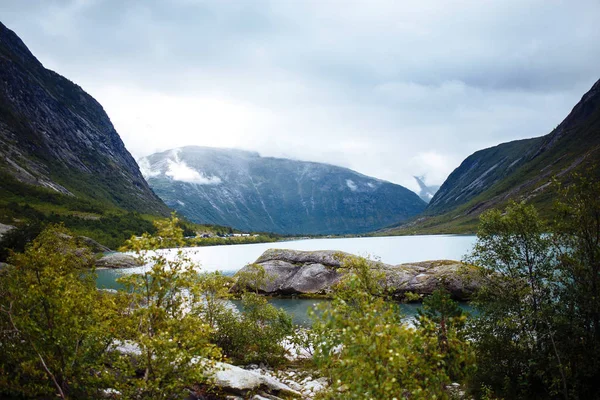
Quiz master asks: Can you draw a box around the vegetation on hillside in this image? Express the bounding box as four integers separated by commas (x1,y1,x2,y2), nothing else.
384,78,600,235
0,171,282,259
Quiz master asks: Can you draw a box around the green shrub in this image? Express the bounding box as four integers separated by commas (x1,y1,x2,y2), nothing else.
0,225,118,399
310,255,474,399
115,214,221,399
211,292,293,366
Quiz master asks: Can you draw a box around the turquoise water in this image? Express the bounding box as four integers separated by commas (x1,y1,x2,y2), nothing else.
229,298,476,326
96,235,477,324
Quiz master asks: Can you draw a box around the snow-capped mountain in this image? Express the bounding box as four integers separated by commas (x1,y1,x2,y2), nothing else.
140,146,427,234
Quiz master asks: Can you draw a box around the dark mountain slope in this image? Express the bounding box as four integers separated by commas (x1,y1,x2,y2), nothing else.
0,21,168,216
141,146,427,235
385,78,600,234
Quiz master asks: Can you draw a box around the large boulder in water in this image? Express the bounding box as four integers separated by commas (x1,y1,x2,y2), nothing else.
235,249,481,301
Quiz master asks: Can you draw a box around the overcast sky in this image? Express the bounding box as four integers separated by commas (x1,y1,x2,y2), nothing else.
2,0,599,191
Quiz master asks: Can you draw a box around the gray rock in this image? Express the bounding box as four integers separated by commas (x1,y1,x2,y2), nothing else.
79,236,112,253
95,253,143,269
235,249,481,301
210,361,301,397
0,223,15,240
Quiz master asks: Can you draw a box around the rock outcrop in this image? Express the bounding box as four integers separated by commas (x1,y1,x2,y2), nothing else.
210,362,302,398
95,253,143,269
0,223,15,240
235,249,481,301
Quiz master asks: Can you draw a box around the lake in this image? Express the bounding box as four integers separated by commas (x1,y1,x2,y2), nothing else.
96,235,477,325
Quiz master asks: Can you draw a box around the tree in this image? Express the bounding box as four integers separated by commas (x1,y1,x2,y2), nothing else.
417,288,472,381
212,264,293,366
551,174,600,399
466,201,566,399
0,225,117,399
115,213,221,399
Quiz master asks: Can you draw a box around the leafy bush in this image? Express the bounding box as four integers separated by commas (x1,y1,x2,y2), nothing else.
211,292,293,366
309,255,474,399
416,289,473,382
467,173,600,399
0,225,118,399
115,214,221,399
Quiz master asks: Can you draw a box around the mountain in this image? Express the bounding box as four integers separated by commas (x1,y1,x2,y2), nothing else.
413,176,440,203
0,21,168,216
140,146,427,234
385,78,600,234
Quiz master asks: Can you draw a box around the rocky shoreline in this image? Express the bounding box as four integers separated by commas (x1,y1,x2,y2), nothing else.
93,247,482,301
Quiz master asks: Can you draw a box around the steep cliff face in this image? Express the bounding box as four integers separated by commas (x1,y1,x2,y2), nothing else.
0,21,168,215
140,146,426,234
389,78,600,233
426,137,542,214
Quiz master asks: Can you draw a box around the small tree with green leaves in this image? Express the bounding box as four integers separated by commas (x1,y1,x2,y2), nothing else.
417,288,472,381
115,214,221,399
0,225,118,399
551,173,600,399
466,201,566,399
212,264,293,365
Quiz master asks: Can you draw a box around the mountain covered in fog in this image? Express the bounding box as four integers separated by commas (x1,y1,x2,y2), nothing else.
413,176,440,203
140,146,426,234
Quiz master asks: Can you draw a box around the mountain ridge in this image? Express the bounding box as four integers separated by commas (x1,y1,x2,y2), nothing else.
141,146,427,235
384,78,600,234
0,21,168,215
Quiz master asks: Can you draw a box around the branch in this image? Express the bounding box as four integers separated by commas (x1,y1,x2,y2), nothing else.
2,301,66,399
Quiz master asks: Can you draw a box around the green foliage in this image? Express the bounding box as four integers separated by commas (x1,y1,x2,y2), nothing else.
235,263,270,293
115,214,221,399
310,255,474,399
197,271,234,330
0,195,158,253
211,292,293,366
417,289,472,381
0,220,45,262
550,174,600,399
466,201,564,399
0,225,118,399
185,234,278,247
209,263,293,365
467,175,600,399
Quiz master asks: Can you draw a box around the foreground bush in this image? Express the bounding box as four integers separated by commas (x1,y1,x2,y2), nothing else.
467,174,600,399
310,255,474,399
0,226,118,399
115,214,221,399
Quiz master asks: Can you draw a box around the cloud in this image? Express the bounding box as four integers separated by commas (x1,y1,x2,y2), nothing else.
2,0,599,191
165,150,222,185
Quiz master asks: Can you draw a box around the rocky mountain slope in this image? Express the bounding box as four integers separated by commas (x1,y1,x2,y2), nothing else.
385,78,600,234
0,21,168,216
140,146,426,234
